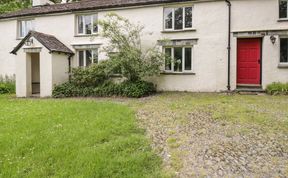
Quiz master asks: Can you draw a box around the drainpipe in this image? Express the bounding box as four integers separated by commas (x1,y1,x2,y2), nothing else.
225,0,231,91
68,56,72,81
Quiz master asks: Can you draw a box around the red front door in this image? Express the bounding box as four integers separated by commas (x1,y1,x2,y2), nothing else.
237,38,261,85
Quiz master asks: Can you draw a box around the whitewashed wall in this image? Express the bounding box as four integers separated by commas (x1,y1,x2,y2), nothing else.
1,0,288,93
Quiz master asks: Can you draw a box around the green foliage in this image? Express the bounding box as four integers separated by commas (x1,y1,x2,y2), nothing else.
0,75,15,94
0,95,163,177
52,80,156,98
0,0,30,14
266,82,288,95
53,14,161,98
98,13,165,82
69,60,118,87
0,0,80,14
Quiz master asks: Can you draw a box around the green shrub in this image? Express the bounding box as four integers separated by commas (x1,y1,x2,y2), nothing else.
53,80,156,98
0,76,15,94
266,82,288,95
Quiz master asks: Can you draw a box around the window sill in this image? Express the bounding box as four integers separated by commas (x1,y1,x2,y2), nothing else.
278,18,288,22
74,34,99,37
161,28,196,33
278,63,288,68
160,71,196,75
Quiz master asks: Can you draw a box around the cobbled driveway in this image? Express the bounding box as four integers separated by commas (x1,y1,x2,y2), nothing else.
128,93,288,177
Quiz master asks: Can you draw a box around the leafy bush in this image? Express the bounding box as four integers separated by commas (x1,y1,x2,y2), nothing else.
0,75,15,94
53,80,156,98
99,13,165,82
53,14,161,98
70,60,120,88
266,82,288,95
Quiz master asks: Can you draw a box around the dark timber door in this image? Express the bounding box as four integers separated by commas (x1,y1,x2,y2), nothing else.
237,38,261,85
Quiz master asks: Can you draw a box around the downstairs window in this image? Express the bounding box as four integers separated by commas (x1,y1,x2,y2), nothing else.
280,0,288,19
78,49,98,67
164,47,193,72
280,38,288,63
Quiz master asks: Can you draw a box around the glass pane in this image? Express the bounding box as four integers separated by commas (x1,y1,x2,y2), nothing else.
280,0,288,18
92,49,98,64
164,48,172,70
185,7,193,28
86,50,92,66
93,14,98,33
20,21,25,37
26,21,32,33
185,48,192,70
78,16,84,34
84,15,92,34
174,47,183,72
280,38,288,63
174,7,183,30
79,51,84,66
164,8,173,29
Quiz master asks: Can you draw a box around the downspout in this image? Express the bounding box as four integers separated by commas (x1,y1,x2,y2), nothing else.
68,55,72,81
225,0,231,91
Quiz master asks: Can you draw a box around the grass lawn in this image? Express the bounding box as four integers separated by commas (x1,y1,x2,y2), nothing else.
0,95,162,178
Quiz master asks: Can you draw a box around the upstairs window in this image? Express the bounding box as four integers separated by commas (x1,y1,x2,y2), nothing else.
78,49,98,67
280,38,288,63
77,14,98,35
164,6,193,31
164,47,193,72
280,0,288,19
18,20,34,38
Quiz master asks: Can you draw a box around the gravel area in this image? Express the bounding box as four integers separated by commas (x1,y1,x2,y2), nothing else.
134,93,288,177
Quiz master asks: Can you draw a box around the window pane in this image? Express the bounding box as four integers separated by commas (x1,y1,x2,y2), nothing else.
164,8,173,29
79,51,84,66
84,15,92,34
280,38,288,63
174,47,183,72
185,48,192,70
78,16,84,34
280,0,288,18
86,50,92,66
174,7,183,30
26,21,33,33
93,14,98,33
185,7,193,28
92,49,98,64
165,48,172,70
20,21,25,37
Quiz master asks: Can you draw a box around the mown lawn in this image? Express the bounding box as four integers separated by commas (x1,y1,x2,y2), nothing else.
0,95,162,178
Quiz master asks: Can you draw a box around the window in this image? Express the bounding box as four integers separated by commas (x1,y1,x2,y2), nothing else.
280,38,288,63
280,0,288,19
77,14,98,35
164,6,193,30
164,47,193,72
78,49,98,67
18,20,34,38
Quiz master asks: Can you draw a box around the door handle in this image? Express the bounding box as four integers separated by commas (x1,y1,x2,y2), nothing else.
258,59,261,64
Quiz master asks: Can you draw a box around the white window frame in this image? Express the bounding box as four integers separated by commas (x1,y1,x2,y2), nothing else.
279,0,288,19
280,37,288,63
77,49,99,67
18,19,34,38
164,46,194,73
76,14,98,35
163,6,193,31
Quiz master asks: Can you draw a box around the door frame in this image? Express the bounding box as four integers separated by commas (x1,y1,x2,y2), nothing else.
236,37,263,87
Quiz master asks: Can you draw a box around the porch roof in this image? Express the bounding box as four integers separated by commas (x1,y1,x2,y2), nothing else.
11,31,74,56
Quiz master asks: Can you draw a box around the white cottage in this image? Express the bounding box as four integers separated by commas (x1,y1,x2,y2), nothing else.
0,0,288,97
